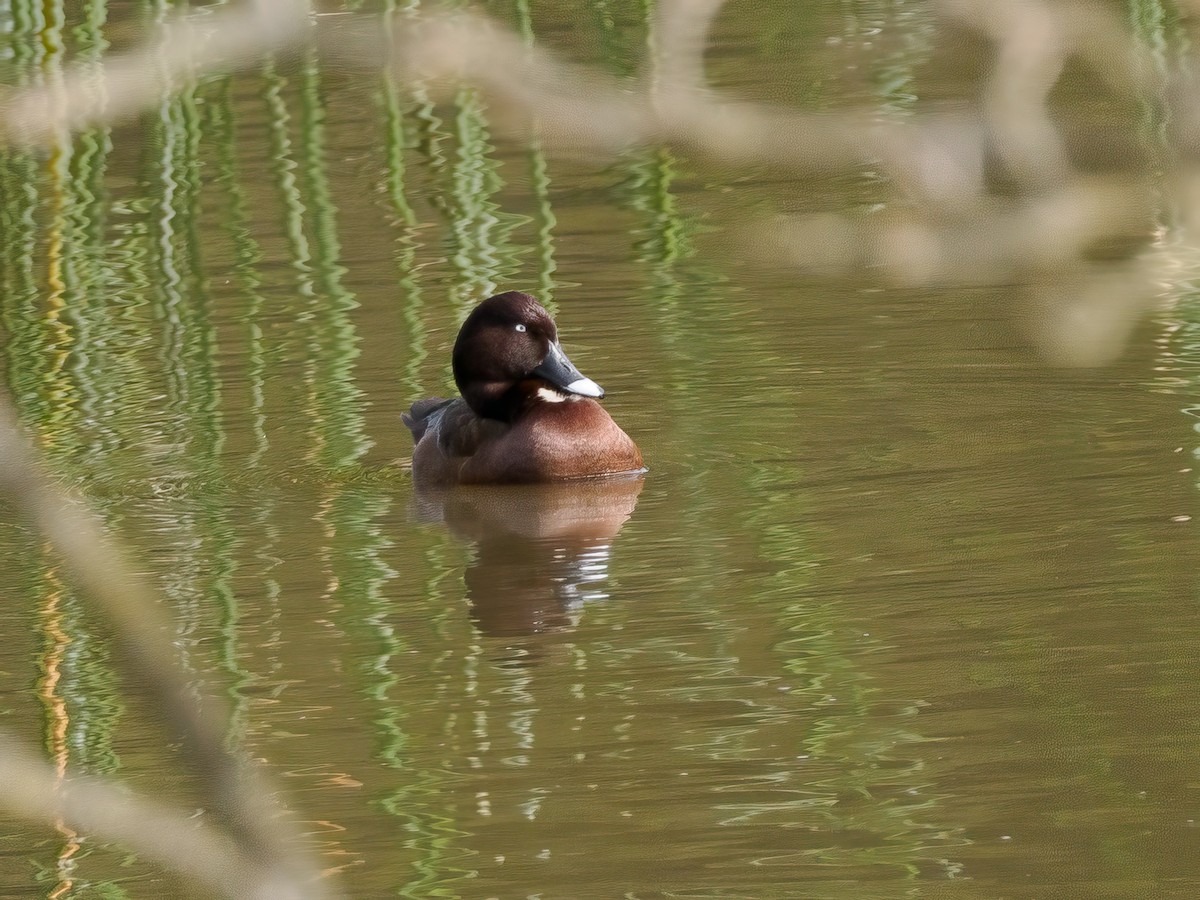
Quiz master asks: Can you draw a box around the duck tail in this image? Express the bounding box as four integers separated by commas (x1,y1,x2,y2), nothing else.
402,397,453,442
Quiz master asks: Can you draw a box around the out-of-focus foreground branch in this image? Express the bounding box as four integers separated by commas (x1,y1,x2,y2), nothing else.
0,399,326,900
0,732,275,899
381,0,1179,363
1,0,311,145
3,0,1190,361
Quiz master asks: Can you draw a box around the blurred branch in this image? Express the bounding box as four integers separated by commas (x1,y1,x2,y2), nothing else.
377,5,1175,363
383,10,985,199
955,0,1074,190
651,0,727,97
760,180,1153,287
1,0,1171,361
0,398,326,900
0,0,311,145
940,0,1154,188
0,732,287,900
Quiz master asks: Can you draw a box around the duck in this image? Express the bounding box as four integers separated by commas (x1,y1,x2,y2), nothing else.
403,291,644,484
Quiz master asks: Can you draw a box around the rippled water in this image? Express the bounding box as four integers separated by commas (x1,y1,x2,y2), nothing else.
1,1,1199,897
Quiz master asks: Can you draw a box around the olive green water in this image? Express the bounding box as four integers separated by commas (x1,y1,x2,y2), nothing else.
2,1,1200,897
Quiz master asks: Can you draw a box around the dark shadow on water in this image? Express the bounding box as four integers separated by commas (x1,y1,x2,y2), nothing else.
413,476,644,639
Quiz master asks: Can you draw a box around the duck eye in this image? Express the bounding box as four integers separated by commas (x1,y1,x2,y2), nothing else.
514,323,527,333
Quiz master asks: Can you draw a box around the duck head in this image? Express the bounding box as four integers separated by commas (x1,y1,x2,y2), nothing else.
453,291,605,422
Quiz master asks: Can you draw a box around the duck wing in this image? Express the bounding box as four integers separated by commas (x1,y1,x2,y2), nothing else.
402,397,454,442
433,400,508,458
403,397,507,459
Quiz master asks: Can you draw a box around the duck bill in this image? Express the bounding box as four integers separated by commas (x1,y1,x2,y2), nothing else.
533,342,605,399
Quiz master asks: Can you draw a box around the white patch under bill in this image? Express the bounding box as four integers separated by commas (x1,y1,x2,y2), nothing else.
536,387,581,403
565,376,603,397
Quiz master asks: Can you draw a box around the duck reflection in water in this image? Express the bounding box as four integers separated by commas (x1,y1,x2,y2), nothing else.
404,290,645,638
414,476,643,638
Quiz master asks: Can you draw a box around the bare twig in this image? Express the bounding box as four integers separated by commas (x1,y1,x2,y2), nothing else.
0,398,326,900
651,0,728,98
0,731,297,900
0,0,311,145
941,0,1158,191
762,181,1153,286
383,9,984,197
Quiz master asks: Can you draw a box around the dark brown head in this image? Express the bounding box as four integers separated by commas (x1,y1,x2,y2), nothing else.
453,291,604,421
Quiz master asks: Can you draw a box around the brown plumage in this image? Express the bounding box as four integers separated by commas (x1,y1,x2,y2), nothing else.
403,291,643,485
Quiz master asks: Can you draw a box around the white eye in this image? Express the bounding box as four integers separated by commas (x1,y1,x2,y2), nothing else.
515,323,527,332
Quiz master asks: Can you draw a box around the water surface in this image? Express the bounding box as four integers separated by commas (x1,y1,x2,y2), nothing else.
1,1,1198,897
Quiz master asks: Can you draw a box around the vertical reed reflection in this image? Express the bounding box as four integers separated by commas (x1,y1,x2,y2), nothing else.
739,460,964,878
62,124,119,465
2,0,118,889
37,565,81,898
297,46,371,468
627,0,695,327
585,0,641,78
526,140,558,302
209,76,272,467
0,0,49,433
445,86,512,311
41,0,79,463
34,567,125,895
263,50,371,469
141,5,226,468
60,0,116,468
514,0,559,303
379,3,428,402
130,23,239,740
384,536,477,899
0,155,45,428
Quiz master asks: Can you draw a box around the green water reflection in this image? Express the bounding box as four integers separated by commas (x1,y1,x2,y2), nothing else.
0,0,1197,898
